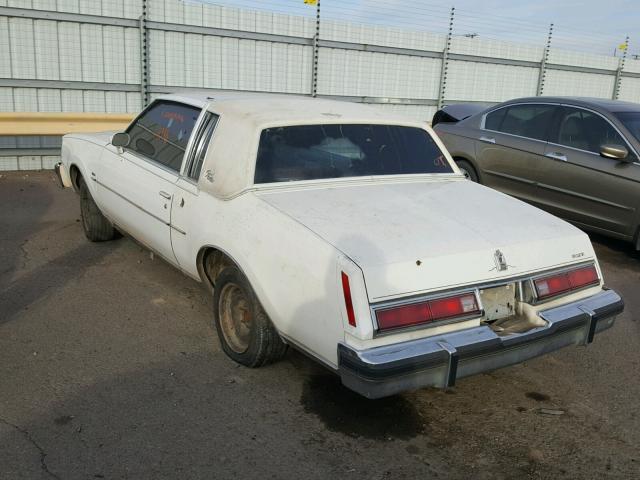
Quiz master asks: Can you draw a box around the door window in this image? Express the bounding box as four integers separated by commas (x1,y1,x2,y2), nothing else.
127,101,201,172
485,104,556,141
553,107,626,154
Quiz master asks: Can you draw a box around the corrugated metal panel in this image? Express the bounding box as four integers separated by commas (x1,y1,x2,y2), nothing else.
626,59,640,74
450,37,543,63
543,69,615,98
34,20,59,79
58,22,82,81
548,49,619,71
80,23,105,82
317,48,441,98
446,62,539,102
1,0,639,171
619,77,640,103
9,17,37,78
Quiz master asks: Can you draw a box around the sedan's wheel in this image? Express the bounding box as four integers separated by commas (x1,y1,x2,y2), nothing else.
79,178,116,242
218,282,252,353
213,265,287,367
455,159,479,183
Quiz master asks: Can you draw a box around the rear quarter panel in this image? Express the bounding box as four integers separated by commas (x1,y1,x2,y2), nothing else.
434,123,482,178
183,191,355,368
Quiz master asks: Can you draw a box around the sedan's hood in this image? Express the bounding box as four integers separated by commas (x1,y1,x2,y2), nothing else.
257,179,594,301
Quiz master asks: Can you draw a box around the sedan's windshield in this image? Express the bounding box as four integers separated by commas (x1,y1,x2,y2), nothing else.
254,124,453,183
614,111,640,143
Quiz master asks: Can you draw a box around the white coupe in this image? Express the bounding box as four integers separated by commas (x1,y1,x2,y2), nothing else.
55,92,623,398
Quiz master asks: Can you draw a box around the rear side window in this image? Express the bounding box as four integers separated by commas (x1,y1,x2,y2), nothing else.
184,112,219,181
553,107,627,153
127,101,201,172
485,108,507,131
254,124,453,184
486,104,556,141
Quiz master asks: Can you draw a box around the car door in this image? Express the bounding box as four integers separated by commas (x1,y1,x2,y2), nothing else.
475,103,557,204
536,105,639,237
170,111,220,277
96,100,202,264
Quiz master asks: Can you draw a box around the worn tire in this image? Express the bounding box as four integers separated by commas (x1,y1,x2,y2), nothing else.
455,159,479,183
79,178,116,242
212,265,287,367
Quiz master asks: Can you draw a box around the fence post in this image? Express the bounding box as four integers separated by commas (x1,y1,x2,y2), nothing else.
311,0,321,97
613,36,629,100
139,0,150,108
537,23,553,96
437,7,455,110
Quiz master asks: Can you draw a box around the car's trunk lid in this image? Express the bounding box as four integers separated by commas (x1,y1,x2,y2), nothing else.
256,178,594,302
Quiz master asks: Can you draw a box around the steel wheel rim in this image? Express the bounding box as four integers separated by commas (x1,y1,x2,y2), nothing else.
459,166,470,179
218,283,252,353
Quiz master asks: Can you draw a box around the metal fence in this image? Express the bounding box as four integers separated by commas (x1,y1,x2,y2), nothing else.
1,0,639,170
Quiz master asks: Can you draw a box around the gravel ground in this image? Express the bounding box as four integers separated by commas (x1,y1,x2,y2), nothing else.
1,171,638,480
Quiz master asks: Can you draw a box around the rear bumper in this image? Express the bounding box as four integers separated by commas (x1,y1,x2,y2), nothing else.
338,289,623,399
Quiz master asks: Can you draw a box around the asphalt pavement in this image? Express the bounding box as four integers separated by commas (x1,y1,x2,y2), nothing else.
1,171,638,479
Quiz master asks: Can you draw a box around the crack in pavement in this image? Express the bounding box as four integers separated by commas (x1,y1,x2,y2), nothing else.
0,417,61,480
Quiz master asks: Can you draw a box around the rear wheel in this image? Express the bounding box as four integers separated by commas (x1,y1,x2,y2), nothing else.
212,265,287,367
79,178,116,242
455,159,479,183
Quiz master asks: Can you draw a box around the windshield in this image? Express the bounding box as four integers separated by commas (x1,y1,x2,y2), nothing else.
614,111,640,143
254,124,453,183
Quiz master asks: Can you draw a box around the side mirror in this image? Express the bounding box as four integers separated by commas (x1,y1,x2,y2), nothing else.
600,144,630,161
112,132,130,148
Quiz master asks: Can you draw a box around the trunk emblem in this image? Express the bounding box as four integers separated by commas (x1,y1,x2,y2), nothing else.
494,250,508,272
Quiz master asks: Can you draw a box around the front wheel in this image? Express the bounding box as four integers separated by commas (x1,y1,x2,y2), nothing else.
212,266,287,367
455,159,479,183
79,178,116,242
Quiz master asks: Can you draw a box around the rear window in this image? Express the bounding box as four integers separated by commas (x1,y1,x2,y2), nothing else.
254,124,453,183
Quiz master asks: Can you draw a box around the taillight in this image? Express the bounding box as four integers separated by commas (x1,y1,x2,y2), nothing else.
341,272,356,327
376,292,480,331
534,265,599,300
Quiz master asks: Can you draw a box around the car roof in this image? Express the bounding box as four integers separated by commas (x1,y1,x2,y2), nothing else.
154,91,434,200
155,90,417,127
498,96,640,113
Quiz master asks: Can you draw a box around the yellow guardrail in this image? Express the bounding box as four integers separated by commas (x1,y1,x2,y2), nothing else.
0,112,135,135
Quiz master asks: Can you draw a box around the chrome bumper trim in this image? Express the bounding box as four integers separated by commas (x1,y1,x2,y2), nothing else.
338,289,623,399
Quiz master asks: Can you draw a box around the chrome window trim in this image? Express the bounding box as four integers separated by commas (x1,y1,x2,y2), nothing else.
181,105,211,178
481,101,640,162
187,112,220,182
480,101,560,136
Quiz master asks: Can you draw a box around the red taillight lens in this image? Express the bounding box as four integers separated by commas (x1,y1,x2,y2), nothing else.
534,265,599,300
341,272,356,327
376,303,431,330
376,293,479,331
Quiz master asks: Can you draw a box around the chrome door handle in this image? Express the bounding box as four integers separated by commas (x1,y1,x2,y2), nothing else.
159,191,172,199
545,152,567,162
479,136,496,144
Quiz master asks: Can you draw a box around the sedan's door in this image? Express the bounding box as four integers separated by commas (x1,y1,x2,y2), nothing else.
536,106,639,237
476,103,557,204
97,100,202,264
